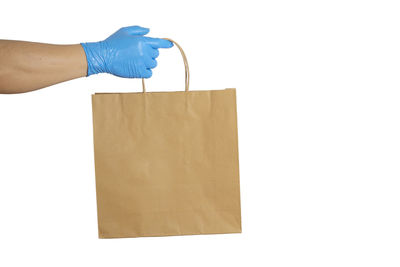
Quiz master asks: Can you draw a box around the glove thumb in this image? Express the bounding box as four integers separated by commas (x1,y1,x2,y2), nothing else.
123,26,150,36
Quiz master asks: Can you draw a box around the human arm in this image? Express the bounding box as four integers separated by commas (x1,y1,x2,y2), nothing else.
0,41,86,94
0,26,172,94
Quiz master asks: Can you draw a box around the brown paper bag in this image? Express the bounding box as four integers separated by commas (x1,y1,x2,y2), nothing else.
91,40,241,238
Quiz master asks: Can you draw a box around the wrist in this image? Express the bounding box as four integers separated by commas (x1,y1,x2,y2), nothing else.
80,41,106,76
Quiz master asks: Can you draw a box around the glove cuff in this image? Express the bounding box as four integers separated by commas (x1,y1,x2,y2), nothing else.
80,42,106,76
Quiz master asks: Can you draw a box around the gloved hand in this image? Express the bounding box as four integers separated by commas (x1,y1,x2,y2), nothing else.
80,26,173,78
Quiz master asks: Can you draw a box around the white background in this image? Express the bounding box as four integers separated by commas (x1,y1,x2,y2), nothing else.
1,0,399,266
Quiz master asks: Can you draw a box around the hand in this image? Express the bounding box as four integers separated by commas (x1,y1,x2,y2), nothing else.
80,26,173,78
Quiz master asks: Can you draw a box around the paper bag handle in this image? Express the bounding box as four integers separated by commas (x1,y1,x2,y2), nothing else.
141,38,189,93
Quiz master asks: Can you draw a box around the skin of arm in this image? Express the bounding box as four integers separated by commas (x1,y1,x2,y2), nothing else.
0,40,87,94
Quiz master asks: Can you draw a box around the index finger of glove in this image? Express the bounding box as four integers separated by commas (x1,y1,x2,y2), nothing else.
144,37,174,49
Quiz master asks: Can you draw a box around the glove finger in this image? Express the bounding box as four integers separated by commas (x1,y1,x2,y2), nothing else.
142,68,153,78
121,25,149,36
149,48,160,59
144,37,173,49
145,58,157,69
145,45,159,59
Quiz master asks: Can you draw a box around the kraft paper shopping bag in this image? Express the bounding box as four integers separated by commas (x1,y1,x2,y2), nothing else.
92,40,241,238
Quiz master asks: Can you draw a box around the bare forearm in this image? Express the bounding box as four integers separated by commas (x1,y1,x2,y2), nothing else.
0,40,87,94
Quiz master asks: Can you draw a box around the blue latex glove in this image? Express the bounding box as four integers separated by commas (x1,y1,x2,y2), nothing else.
81,26,173,78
